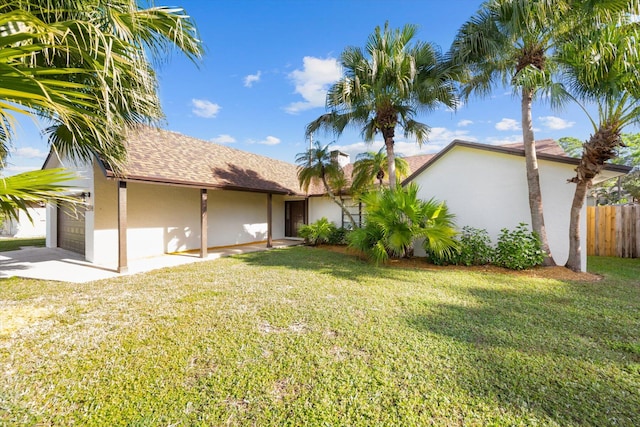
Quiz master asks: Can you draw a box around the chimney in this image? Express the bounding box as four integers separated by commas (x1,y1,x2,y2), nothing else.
330,150,350,167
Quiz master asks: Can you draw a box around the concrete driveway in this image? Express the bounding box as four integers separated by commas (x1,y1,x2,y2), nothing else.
0,240,302,283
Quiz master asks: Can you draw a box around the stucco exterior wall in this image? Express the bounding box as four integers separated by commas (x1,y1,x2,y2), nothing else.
308,196,343,226
411,146,585,269
2,206,46,238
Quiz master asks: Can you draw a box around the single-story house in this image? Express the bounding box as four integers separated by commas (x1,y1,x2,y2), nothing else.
43,127,629,272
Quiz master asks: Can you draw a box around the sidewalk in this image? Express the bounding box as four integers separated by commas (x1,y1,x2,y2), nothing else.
0,240,303,283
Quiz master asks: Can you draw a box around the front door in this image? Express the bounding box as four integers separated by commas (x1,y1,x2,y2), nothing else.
285,201,306,237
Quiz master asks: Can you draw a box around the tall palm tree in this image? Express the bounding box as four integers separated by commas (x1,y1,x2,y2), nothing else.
295,141,357,228
0,0,203,170
449,0,569,266
0,0,203,218
306,22,458,188
351,148,410,193
556,11,640,271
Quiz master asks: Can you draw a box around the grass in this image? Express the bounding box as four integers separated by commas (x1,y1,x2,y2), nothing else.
0,237,45,252
0,247,638,426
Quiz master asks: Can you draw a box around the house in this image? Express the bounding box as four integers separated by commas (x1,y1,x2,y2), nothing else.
1,201,46,238
43,127,310,272
42,127,630,273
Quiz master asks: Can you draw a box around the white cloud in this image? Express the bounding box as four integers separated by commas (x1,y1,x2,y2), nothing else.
191,99,221,118
538,116,575,130
333,127,477,161
495,118,521,131
256,136,281,146
485,135,523,145
210,134,236,144
244,71,262,88
11,147,48,159
457,119,473,127
2,165,39,175
285,56,341,114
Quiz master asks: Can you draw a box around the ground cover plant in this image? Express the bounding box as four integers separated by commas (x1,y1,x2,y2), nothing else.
1,247,639,426
0,237,45,252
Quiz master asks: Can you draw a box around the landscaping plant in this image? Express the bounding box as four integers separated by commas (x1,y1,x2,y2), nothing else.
298,217,336,246
494,223,545,270
349,184,458,263
427,226,494,266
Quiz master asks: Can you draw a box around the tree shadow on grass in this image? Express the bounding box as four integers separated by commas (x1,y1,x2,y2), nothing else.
404,283,640,425
234,245,425,283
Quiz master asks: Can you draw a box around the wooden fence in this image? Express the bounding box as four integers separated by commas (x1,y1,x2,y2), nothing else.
587,205,640,257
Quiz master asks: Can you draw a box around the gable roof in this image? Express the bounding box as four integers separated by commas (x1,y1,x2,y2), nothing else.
100,127,304,195
402,139,632,185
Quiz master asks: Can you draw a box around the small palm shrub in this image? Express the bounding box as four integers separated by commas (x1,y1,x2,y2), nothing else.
427,226,493,266
494,223,545,270
298,217,336,246
348,184,458,264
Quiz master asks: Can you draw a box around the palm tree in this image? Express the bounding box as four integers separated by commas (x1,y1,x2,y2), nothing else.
351,148,410,193
1,0,203,170
295,141,357,228
348,183,458,263
0,0,203,218
449,0,571,266
556,12,640,271
306,22,458,188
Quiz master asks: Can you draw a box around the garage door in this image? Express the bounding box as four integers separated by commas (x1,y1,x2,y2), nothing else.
58,202,86,255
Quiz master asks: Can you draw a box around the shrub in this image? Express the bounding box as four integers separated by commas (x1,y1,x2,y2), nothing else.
348,184,458,264
327,227,349,245
298,217,337,246
426,226,493,266
494,223,545,270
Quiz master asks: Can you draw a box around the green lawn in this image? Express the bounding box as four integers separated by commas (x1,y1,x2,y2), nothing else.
0,237,45,252
1,247,638,426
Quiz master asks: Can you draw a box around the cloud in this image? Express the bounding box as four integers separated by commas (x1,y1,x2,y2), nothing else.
191,99,221,118
210,134,236,144
495,118,521,131
538,116,575,130
333,127,477,161
11,147,48,159
457,119,473,127
485,135,523,145
244,71,262,88
285,56,341,114
257,136,281,146
2,165,39,175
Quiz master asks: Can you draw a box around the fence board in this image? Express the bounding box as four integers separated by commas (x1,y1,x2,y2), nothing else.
587,204,640,258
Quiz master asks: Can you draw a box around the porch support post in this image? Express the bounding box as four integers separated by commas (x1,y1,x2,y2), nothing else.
267,193,273,248
117,180,128,273
200,189,208,258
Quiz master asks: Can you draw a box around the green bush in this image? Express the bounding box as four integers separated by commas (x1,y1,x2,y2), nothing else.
426,226,493,266
456,226,494,266
327,227,349,245
494,223,545,270
348,185,458,264
298,217,337,245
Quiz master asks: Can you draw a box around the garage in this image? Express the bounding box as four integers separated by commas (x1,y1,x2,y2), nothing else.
57,202,86,255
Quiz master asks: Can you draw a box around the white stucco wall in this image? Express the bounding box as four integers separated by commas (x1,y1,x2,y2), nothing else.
90,173,287,267
308,196,343,226
411,146,585,269
2,206,46,238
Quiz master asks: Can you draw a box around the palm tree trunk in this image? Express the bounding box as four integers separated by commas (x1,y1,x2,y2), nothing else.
321,175,358,228
566,179,589,271
521,87,556,266
384,133,397,188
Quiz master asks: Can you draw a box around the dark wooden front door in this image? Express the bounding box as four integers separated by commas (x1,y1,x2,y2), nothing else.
285,201,306,237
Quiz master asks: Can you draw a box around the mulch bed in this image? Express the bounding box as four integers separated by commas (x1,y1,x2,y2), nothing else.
316,244,602,282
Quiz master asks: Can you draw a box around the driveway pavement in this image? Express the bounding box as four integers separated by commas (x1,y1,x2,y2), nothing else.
0,240,303,283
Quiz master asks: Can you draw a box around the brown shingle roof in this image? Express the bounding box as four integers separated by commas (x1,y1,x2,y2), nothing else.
103,127,304,195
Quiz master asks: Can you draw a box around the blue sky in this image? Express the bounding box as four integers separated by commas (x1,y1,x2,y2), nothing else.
5,0,637,174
